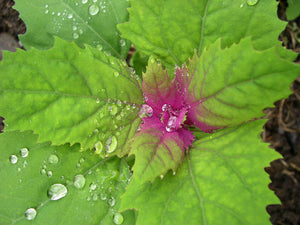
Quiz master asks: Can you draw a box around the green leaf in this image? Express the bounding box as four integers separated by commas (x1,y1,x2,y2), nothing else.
0,38,143,156
14,0,130,58
0,131,135,225
286,0,300,20
187,38,300,128
118,0,284,66
120,120,279,225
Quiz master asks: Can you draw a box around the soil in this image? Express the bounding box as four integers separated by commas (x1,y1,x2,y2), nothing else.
0,0,299,224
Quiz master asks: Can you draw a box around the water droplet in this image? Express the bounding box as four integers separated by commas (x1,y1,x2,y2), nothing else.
47,171,53,177
119,39,126,47
97,44,103,51
89,182,97,191
73,32,79,39
25,208,37,221
240,3,244,7
92,193,98,201
45,4,48,8
20,148,29,158
173,171,176,175
67,13,73,19
106,136,118,153
45,10,49,14
96,98,100,103
107,197,116,207
9,155,18,164
82,0,88,3
247,0,258,6
160,174,164,179
162,104,170,112
57,12,61,16
166,116,177,132
73,174,86,189
48,154,59,164
139,104,153,118
79,29,83,34
94,141,103,154
100,193,107,200
89,4,99,16
113,213,124,225
113,71,119,77
109,105,118,116
72,25,77,31
48,184,68,200
79,157,85,164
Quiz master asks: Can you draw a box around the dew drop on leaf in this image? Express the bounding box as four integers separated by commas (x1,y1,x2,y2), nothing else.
82,0,88,3
94,141,103,154
73,32,79,39
48,154,59,164
109,105,118,116
47,171,53,177
113,213,124,225
92,193,98,201
9,155,18,164
247,0,258,6
48,184,68,200
67,14,73,19
20,148,29,158
119,39,126,47
89,4,100,16
139,104,153,118
89,182,97,191
73,174,86,189
107,197,116,207
100,193,107,200
113,71,120,77
106,136,118,153
40,168,46,175
25,208,37,221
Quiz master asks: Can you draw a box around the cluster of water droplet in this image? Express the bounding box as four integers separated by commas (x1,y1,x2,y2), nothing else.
9,147,31,181
40,153,60,177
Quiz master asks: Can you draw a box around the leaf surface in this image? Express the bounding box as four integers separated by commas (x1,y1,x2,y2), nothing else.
120,120,279,225
118,0,284,66
14,0,130,58
187,38,300,128
0,38,143,156
0,131,135,225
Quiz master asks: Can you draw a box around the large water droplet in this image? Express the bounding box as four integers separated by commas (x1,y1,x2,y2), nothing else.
113,213,124,224
47,171,53,177
25,208,37,221
94,141,103,154
73,174,86,189
67,13,73,19
89,4,99,16
106,136,117,153
247,0,258,6
139,104,153,118
166,116,177,132
48,184,68,200
48,154,59,164
20,148,29,158
10,155,18,164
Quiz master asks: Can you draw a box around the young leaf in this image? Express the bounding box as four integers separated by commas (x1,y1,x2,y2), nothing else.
118,0,284,66
120,120,280,225
187,38,300,128
0,131,135,225
14,0,130,58
0,38,143,156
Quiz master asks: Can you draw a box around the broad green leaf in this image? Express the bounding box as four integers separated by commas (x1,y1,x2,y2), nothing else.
120,120,279,225
118,0,284,67
187,38,300,128
14,0,130,58
0,38,143,156
286,0,300,20
0,131,135,225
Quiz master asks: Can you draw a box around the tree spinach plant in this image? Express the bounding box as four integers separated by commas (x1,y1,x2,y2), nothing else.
1,0,300,224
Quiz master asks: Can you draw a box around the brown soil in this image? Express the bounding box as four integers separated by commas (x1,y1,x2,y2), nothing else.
0,0,299,224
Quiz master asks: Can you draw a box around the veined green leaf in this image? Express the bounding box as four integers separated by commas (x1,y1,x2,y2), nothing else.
118,0,284,67
15,0,130,58
120,120,279,225
0,131,135,225
0,38,143,156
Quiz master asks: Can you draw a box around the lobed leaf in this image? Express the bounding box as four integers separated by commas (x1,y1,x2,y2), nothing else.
0,38,143,156
118,0,284,67
0,131,135,225
14,0,131,58
120,120,280,225
187,38,300,128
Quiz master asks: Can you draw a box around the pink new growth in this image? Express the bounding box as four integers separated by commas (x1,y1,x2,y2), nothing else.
139,66,216,151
